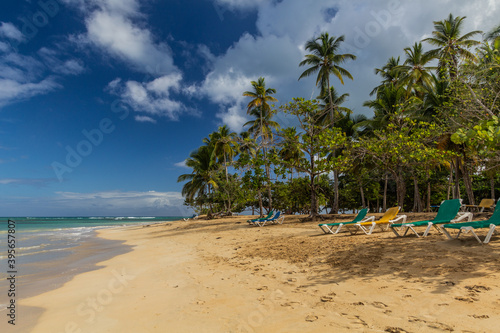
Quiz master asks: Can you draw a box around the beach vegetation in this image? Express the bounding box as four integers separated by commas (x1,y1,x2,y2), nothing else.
177,15,500,218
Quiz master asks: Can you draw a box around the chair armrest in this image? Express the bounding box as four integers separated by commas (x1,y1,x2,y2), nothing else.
452,212,473,222
390,215,407,224
360,216,376,223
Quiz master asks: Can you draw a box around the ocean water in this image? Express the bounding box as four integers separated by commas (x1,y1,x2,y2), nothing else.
0,216,181,312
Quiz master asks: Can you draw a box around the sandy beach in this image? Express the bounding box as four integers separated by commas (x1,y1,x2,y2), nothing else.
16,213,500,332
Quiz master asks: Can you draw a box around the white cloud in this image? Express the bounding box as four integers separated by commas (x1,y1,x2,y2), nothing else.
72,0,176,75
135,115,156,123
38,47,86,75
0,22,24,41
52,190,187,215
174,160,188,168
107,73,189,121
0,178,57,186
199,0,500,128
214,0,268,11
0,77,60,108
0,190,191,216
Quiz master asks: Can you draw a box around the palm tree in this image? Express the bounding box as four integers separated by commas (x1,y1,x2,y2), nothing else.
420,74,450,120
209,125,239,183
333,113,368,211
316,86,352,214
243,108,280,142
243,77,278,139
396,42,436,98
361,83,407,132
370,56,401,96
208,125,239,214
177,145,218,217
316,86,352,125
486,23,500,42
243,77,278,210
299,33,356,214
299,32,356,122
423,13,482,77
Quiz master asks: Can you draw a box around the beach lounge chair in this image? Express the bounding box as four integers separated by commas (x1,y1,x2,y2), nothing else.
318,208,370,234
254,211,284,227
463,198,495,212
344,206,407,235
441,199,500,244
247,211,274,225
390,199,471,237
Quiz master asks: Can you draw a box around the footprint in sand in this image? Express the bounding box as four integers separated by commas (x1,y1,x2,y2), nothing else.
305,314,318,322
320,296,334,302
385,327,409,333
408,316,454,331
455,296,477,303
465,285,491,293
372,301,388,309
470,314,489,319
340,313,368,328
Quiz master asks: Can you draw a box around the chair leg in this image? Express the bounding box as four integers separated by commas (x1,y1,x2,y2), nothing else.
422,223,433,237
334,223,344,234
441,226,454,240
391,226,402,237
484,225,496,244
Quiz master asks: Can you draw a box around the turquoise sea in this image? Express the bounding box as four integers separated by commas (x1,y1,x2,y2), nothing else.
0,216,182,314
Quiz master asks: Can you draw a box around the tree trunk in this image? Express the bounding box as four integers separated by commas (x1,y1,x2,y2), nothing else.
447,162,453,200
491,177,496,200
427,173,431,213
310,155,319,220
393,168,406,211
310,174,318,219
461,153,475,205
454,156,461,199
360,184,366,208
258,190,263,217
263,147,273,211
332,169,339,214
383,173,388,211
412,174,422,212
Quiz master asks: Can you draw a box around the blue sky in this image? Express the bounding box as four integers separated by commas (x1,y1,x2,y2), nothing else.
1,0,498,216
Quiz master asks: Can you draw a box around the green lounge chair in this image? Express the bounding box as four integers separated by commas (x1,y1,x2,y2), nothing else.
319,208,369,234
344,206,407,235
390,199,471,237
441,199,500,244
247,211,274,225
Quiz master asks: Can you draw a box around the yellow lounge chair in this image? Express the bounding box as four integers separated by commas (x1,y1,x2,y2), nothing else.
464,198,495,212
345,206,407,235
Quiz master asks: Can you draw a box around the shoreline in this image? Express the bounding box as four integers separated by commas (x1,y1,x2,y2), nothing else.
0,230,132,333
12,214,500,332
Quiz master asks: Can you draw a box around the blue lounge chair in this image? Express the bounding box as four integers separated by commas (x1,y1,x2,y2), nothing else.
254,211,284,227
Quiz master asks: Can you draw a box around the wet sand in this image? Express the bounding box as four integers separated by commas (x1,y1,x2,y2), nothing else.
15,213,500,332
0,232,131,333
